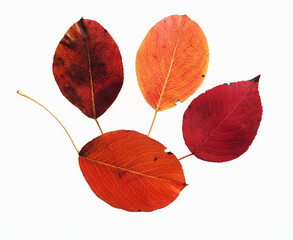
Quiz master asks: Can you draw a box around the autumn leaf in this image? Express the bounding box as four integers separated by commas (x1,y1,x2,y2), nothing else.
136,15,209,112
182,75,262,162
53,18,123,120
79,130,186,212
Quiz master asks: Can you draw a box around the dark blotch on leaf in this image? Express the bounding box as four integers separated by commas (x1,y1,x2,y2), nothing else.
225,82,233,86
60,35,75,50
138,209,141,212
104,29,108,33
77,17,89,38
96,62,107,75
62,85,82,105
166,151,173,155
94,81,123,117
202,74,205,77
65,66,86,87
54,57,65,67
154,157,157,161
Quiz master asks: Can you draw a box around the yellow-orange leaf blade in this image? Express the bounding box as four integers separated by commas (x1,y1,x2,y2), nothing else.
136,15,209,111
79,130,186,212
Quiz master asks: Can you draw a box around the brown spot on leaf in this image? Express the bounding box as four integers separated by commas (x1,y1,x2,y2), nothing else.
95,62,107,76
117,169,127,179
54,57,65,67
62,85,82,105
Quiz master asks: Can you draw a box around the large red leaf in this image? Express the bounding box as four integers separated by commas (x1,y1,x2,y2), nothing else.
79,130,186,212
136,15,209,111
182,75,262,162
53,18,123,119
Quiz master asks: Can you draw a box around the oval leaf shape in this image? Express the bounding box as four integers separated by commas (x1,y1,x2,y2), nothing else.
183,75,263,162
53,18,123,119
136,15,209,111
79,130,186,212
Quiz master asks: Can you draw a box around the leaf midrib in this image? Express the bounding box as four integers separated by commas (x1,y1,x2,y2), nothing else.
77,21,97,119
155,16,187,111
80,155,185,186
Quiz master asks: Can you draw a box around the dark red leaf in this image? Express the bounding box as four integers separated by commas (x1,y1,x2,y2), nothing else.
182,75,262,162
79,130,186,212
53,18,123,118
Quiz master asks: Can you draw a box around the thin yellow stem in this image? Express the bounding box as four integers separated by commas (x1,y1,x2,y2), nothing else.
17,90,79,154
148,109,158,136
95,118,103,134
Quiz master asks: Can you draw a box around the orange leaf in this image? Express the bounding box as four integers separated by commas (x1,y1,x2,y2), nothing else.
79,130,186,212
136,15,209,111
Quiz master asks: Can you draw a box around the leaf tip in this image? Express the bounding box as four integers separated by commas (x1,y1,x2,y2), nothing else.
251,75,261,83
78,17,84,24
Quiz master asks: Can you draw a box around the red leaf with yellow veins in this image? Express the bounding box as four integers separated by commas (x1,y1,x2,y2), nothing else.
182,76,262,162
79,130,186,212
136,15,209,111
53,18,123,119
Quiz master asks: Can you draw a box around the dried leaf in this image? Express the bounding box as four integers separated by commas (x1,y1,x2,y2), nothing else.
53,18,123,118
182,75,262,162
79,130,186,212
136,15,209,111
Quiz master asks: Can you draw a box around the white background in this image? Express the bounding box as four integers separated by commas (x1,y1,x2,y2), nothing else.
1,0,293,239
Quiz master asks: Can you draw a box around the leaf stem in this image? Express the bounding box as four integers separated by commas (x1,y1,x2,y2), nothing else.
148,109,158,136
95,118,103,134
178,153,193,161
17,90,80,154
